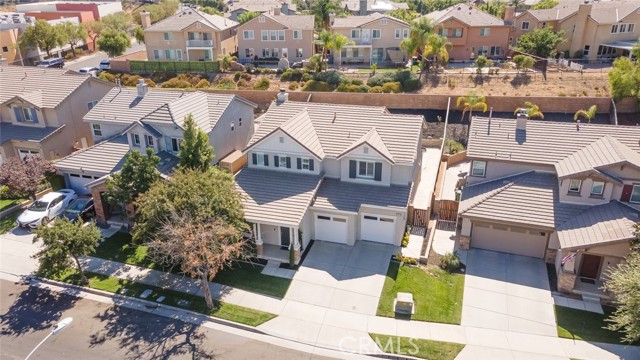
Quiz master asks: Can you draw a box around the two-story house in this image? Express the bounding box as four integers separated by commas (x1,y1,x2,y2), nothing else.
227,1,296,21
53,81,256,226
341,0,409,16
0,66,113,163
331,13,410,65
512,0,640,60
458,115,640,299
141,8,238,62
424,4,511,60
236,95,423,264
236,14,314,63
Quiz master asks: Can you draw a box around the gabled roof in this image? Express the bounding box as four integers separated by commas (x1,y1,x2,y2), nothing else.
425,4,506,27
278,109,325,159
556,201,638,250
54,134,130,175
0,122,65,145
164,92,210,130
555,135,640,179
341,0,409,13
337,127,395,163
523,0,640,24
122,121,163,138
246,101,422,164
331,12,408,28
2,90,44,109
227,0,298,14
145,8,237,32
525,2,580,22
240,14,313,30
313,178,411,213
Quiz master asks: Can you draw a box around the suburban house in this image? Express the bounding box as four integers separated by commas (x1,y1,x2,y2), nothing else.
341,0,409,16
424,4,511,60
227,1,296,21
331,13,410,65
458,116,640,299
236,14,314,63
53,82,256,226
0,66,114,163
236,95,423,264
511,0,640,60
141,8,239,62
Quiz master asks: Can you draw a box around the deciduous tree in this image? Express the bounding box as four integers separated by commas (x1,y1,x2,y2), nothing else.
478,0,506,18
83,20,104,51
237,11,259,24
101,12,133,33
97,28,131,57
474,55,493,73
532,0,558,10
515,27,565,58
0,155,56,201
105,148,160,208
58,21,88,58
133,26,145,44
608,56,640,100
513,54,535,73
179,114,214,171
18,19,63,58
603,247,640,343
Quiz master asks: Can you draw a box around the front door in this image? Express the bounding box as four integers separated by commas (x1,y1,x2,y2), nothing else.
280,226,291,248
580,254,601,279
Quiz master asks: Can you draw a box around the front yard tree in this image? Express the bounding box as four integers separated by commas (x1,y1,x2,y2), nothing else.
148,213,246,309
603,250,640,343
237,11,259,24
179,114,214,171
32,219,101,285
97,28,130,57
83,20,104,51
105,148,160,208
18,19,63,58
456,91,488,122
515,27,565,58
133,26,145,44
58,21,88,58
0,155,56,201
474,55,493,74
101,11,133,33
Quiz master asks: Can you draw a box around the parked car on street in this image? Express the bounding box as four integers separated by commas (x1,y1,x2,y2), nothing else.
36,57,65,68
78,67,100,76
61,196,95,223
16,189,78,229
99,59,111,70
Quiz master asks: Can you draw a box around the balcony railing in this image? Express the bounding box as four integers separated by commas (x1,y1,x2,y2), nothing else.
185,39,214,48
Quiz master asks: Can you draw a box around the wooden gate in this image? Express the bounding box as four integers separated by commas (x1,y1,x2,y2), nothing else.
413,208,429,227
438,200,459,221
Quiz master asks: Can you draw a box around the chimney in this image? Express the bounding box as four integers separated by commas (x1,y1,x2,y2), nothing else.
359,0,367,15
140,10,151,29
273,6,281,15
504,6,515,24
276,88,288,104
137,78,149,97
281,2,289,15
516,113,527,131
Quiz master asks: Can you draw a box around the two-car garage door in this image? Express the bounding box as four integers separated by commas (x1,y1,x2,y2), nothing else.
314,213,397,244
471,222,547,258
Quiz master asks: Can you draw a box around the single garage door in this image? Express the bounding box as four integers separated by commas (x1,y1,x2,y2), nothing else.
471,223,547,258
361,214,396,244
66,173,96,195
315,214,348,244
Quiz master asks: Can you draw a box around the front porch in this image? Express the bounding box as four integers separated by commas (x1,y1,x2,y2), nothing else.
251,222,303,265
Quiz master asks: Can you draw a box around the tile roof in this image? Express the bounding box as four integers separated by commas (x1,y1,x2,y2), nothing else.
246,101,423,164
337,127,394,163
556,201,638,250
54,134,130,175
145,8,238,32
331,12,408,28
277,109,325,159
525,0,640,24
122,121,163,138
0,123,65,145
227,0,298,13
155,151,181,177
555,135,640,179
341,0,409,13
425,4,506,27
0,66,94,108
526,2,580,21
235,168,323,226
467,117,640,166
265,14,314,30
459,172,588,230
313,178,411,213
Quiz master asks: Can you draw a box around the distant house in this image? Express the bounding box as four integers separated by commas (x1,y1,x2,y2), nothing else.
236,14,314,63
141,8,238,62
458,115,640,299
0,66,114,163
341,0,409,16
424,4,511,60
227,0,296,21
512,0,640,60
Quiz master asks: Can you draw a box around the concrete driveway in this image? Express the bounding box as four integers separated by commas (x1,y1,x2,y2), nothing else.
462,249,557,336
0,227,40,278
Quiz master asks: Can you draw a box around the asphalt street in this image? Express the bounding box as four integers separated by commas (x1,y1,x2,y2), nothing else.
64,42,146,72
0,279,336,360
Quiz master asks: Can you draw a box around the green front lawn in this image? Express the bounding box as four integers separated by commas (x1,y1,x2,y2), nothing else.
556,305,632,344
0,199,24,212
93,233,292,298
50,270,276,326
370,334,464,360
0,211,19,234
377,261,464,324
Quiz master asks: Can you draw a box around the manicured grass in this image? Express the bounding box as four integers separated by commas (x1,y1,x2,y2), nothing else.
50,270,276,326
0,211,19,234
370,333,464,360
93,233,292,298
556,305,633,345
0,199,23,212
377,261,464,324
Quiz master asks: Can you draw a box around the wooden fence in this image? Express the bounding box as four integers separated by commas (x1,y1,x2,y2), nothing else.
437,200,459,221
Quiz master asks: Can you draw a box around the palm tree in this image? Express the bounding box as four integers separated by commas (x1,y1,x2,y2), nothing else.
514,102,544,119
424,34,451,71
574,105,597,123
311,0,341,30
318,29,333,69
401,17,434,76
457,91,488,122
327,33,353,67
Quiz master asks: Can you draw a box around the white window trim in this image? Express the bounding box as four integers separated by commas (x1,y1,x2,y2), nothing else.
278,155,288,168
145,135,154,147
293,30,302,40
394,29,401,39
470,160,486,177
258,16,265,23
630,185,640,203
522,21,530,30
590,181,605,196
171,137,182,152
480,27,490,36
132,134,141,146
357,160,375,179
351,29,361,39
92,123,102,136
243,30,254,40
568,179,582,193
302,158,310,170
255,152,265,166
372,29,381,39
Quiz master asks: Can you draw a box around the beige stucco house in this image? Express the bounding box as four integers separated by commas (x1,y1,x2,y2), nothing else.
0,66,114,163
331,13,410,65
227,1,296,21
458,115,640,300
512,0,640,59
341,0,409,16
236,14,314,63
141,9,238,62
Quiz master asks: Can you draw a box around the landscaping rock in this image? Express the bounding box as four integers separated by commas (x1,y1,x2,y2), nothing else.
230,61,245,72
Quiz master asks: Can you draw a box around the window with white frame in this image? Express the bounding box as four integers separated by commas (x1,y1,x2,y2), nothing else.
451,28,463,37
302,158,311,170
163,32,173,40
381,18,387,25
145,135,154,147
358,161,375,178
261,30,268,41
13,106,38,123
403,28,409,38
278,30,285,41
243,30,254,39
258,16,265,22
171,138,182,152
521,21,530,30
631,185,640,203
132,134,141,146
490,46,501,56
153,50,160,59
164,49,175,59
293,30,302,39
568,179,582,193
255,152,265,166
87,100,98,110
591,181,605,196
470,160,486,177
439,28,448,36
351,29,361,39
394,28,401,39
92,124,102,136
372,29,381,39
480,28,490,36
262,48,271,57
611,23,635,33
278,155,288,168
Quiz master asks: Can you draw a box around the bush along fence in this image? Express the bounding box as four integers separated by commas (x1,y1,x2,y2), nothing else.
129,60,220,74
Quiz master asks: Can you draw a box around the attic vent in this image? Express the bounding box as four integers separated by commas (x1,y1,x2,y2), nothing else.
363,147,369,154
279,136,284,143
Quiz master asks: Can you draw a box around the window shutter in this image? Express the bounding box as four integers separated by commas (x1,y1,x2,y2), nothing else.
274,156,279,167
31,108,38,123
252,153,257,165
264,154,269,166
309,159,314,171
297,158,301,169
621,184,633,202
14,107,23,122
349,160,356,178
374,162,382,181
286,157,291,168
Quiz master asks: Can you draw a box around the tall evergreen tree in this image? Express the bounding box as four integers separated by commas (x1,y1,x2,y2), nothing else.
178,114,214,171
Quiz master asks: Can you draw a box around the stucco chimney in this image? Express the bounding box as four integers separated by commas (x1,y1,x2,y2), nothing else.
516,113,527,131
359,0,367,15
273,6,281,15
140,10,151,29
137,78,149,97
281,2,289,15
276,88,288,104
504,6,515,25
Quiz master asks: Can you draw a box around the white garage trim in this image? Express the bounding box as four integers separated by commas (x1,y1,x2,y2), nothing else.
471,222,547,258
315,213,349,244
361,212,396,244
66,173,98,195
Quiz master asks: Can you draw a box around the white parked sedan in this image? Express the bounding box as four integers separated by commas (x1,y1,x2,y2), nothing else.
16,189,78,229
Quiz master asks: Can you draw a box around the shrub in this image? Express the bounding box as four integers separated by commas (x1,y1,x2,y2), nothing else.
394,252,418,265
288,82,299,90
369,86,383,93
120,74,141,87
301,72,312,82
439,252,461,273
382,82,402,93
253,77,270,90
366,70,417,89
403,78,421,92
98,71,117,83
281,68,306,82
194,79,211,88
445,139,464,155
336,83,348,92
350,78,364,86
236,79,252,89
401,231,410,247
233,71,242,82
245,64,255,73
240,72,252,81
313,69,345,86
302,80,331,92
144,78,156,87
161,77,191,88
214,76,236,89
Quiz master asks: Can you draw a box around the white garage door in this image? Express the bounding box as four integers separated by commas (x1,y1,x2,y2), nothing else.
361,214,396,244
66,173,95,195
315,214,348,244
471,223,547,258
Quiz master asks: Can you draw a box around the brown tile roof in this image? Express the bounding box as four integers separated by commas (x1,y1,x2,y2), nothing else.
277,109,325,159
267,14,314,30
331,12,408,28
525,0,640,24
425,4,506,27
145,8,237,32
555,135,640,179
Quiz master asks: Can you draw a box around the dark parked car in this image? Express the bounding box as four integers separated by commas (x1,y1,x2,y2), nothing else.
290,61,304,69
62,196,95,223
36,57,65,68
